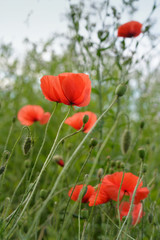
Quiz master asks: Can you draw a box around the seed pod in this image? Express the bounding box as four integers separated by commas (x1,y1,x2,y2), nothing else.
89,138,98,148
121,129,131,154
0,166,5,175
115,84,127,97
83,114,89,124
23,137,32,155
24,159,31,169
97,168,104,179
138,147,145,160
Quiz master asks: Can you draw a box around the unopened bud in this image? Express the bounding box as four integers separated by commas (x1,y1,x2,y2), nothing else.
3,150,10,161
89,138,98,148
148,213,153,223
81,209,88,219
0,166,5,175
40,189,47,199
97,168,104,179
142,164,147,173
110,160,116,167
115,84,127,97
140,120,145,129
24,159,31,169
23,137,32,155
116,160,121,168
53,155,64,167
120,162,125,169
109,168,114,174
138,147,145,160
12,116,16,123
121,129,131,154
83,114,89,124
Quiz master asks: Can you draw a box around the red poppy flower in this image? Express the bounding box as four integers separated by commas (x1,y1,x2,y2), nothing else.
65,111,97,133
88,184,110,206
118,21,142,38
119,201,143,226
68,185,95,203
89,172,149,205
18,105,51,126
40,73,91,107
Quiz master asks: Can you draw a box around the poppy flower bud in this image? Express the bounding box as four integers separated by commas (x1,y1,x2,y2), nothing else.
0,166,5,175
120,162,125,169
138,147,145,160
115,84,127,97
40,189,47,200
116,160,121,168
110,160,116,167
140,120,145,129
109,168,114,174
148,213,153,223
53,155,64,167
89,138,98,148
121,129,131,154
23,137,32,155
3,150,10,161
81,209,88,219
97,168,104,179
24,159,31,169
12,116,16,123
142,164,147,173
83,114,89,124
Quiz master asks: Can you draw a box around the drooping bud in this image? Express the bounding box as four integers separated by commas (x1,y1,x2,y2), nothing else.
12,116,16,123
23,137,32,155
140,120,145,129
138,147,145,160
121,129,131,154
97,168,104,179
24,159,31,169
0,166,5,175
3,150,10,161
83,114,89,124
115,83,127,97
89,138,98,148
40,189,47,200
108,168,114,174
53,155,64,167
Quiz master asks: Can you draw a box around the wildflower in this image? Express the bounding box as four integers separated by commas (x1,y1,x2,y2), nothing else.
65,111,97,133
118,21,142,38
119,201,143,226
40,73,91,107
53,155,64,167
18,105,50,126
68,185,95,203
89,172,149,206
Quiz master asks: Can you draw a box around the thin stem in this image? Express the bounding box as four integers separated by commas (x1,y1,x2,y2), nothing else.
29,103,58,182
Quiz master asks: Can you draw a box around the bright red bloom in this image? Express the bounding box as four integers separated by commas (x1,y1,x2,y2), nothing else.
40,73,91,107
68,185,95,203
119,201,143,226
89,184,110,206
18,105,51,126
89,172,149,205
118,21,142,38
65,111,97,133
